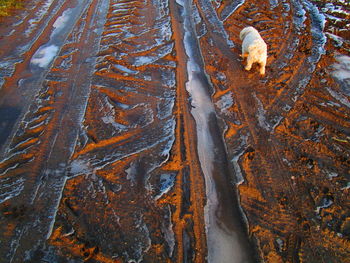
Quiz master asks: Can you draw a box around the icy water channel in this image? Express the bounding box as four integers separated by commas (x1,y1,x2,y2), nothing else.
177,0,256,262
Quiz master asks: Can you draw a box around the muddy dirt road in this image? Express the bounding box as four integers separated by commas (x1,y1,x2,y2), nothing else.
0,0,349,262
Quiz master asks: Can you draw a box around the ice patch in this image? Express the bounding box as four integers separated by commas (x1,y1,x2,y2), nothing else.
181,1,250,261
215,92,233,114
152,0,169,19
69,159,94,176
102,115,128,132
253,93,271,131
231,135,248,185
326,87,350,108
193,4,202,26
221,0,246,21
315,197,333,214
31,45,59,68
322,2,350,17
114,64,139,75
24,0,55,37
326,33,344,47
162,205,175,257
160,118,176,158
158,18,172,43
327,171,338,180
102,97,130,131
133,43,174,67
216,72,226,82
53,9,73,34
197,0,234,47
134,56,154,66
155,173,176,200
341,182,350,190
175,0,184,6
161,69,176,88
303,0,327,67
157,98,174,120
291,0,306,29
331,55,350,89
270,0,279,9
126,162,137,186
283,2,290,12
25,19,38,38
0,177,25,203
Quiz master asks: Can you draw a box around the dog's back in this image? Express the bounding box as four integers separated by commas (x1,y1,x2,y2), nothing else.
247,39,267,62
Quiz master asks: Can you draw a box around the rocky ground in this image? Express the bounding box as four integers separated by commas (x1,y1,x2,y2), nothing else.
0,0,349,262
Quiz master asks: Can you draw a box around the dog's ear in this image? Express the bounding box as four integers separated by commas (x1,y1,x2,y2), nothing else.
240,28,249,40
239,30,246,40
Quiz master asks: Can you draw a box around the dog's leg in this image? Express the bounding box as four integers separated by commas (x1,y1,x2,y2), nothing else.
260,62,266,75
259,59,266,75
245,56,253,71
260,66,265,75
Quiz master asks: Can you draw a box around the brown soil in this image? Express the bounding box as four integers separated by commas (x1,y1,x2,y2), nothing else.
0,0,349,262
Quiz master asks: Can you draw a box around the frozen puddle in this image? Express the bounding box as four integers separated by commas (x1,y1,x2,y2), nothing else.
178,0,253,262
30,4,82,69
52,8,73,34
31,45,59,68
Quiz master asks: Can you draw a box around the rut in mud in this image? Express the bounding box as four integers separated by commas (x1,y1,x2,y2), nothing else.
0,0,349,262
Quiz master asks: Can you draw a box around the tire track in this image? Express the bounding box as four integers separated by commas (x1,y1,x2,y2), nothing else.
47,0,186,261
0,0,108,261
0,0,86,156
0,0,65,87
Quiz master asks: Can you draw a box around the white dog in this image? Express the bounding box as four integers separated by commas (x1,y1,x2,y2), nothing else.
240,26,267,75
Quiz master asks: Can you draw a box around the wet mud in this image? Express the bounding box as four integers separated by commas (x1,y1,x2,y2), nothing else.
0,0,349,262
